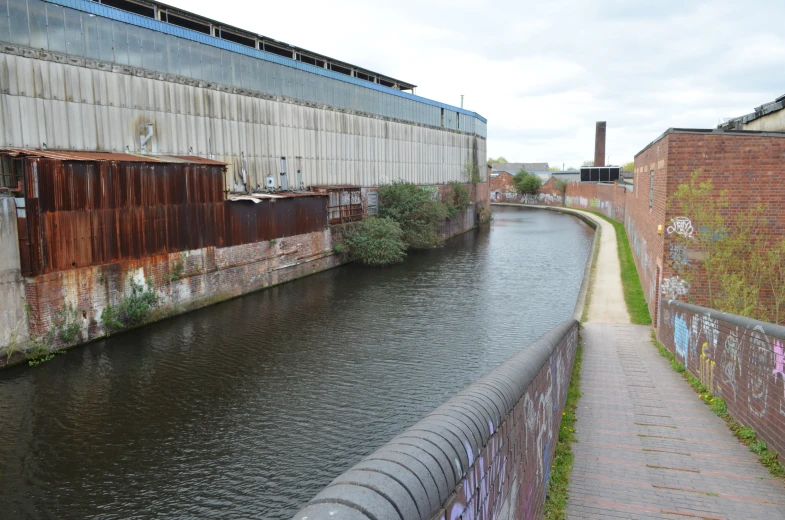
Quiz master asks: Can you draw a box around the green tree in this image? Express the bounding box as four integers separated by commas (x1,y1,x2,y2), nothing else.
582,160,594,167
513,169,542,195
488,157,507,165
622,161,634,172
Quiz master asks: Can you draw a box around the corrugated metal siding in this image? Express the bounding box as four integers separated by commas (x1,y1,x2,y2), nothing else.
20,158,327,275
0,50,487,190
0,0,485,127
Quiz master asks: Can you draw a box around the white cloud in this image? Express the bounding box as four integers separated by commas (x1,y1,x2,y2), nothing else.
165,0,785,167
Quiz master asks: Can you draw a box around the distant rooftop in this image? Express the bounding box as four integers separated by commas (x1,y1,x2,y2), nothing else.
718,94,785,131
491,162,550,174
87,0,416,91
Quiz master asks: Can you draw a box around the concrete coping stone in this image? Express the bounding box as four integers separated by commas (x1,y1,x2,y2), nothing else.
665,299,785,340
292,318,579,520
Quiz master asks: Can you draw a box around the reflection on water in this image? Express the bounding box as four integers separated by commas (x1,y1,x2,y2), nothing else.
0,206,592,519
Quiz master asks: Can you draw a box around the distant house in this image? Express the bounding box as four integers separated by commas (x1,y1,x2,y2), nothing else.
549,170,580,184
489,171,517,201
718,94,785,131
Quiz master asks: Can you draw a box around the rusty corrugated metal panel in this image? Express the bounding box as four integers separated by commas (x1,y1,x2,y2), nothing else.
20,155,327,276
311,185,362,224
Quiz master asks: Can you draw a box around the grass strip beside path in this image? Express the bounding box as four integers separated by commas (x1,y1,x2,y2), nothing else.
586,211,652,325
543,335,584,519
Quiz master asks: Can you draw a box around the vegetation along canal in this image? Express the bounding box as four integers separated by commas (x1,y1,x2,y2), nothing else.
0,206,593,519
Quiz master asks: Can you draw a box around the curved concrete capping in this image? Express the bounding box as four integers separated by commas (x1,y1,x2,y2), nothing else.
665,299,785,340
292,318,580,520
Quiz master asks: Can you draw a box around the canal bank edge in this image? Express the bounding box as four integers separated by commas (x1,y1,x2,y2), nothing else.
0,209,479,371
491,203,600,321
292,318,580,520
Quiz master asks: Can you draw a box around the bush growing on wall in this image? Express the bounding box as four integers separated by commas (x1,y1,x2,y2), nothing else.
344,217,407,267
447,181,471,213
669,170,785,323
379,182,449,249
514,169,542,195
101,279,159,332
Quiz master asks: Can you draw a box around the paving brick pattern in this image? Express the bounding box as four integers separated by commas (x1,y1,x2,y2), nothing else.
567,323,785,520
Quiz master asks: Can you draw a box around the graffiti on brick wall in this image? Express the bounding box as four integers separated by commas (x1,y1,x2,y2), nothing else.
661,276,690,299
669,243,691,271
775,340,785,416
660,301,785,461
674,314,690,360
437,326,578,520
748,326,770,418
667,216,694,238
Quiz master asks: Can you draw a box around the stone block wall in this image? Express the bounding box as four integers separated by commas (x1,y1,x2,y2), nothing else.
659,299,785,461
292,319,580,520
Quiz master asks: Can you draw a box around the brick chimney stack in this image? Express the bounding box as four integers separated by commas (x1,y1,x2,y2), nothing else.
594,121,606,167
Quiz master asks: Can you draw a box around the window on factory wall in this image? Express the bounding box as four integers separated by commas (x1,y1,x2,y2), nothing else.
649,170,654,208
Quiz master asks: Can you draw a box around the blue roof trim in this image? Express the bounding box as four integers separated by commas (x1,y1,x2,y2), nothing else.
46,0,487,125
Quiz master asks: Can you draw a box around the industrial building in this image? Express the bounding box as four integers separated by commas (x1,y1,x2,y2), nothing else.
0,0,488,358
0,0,486,191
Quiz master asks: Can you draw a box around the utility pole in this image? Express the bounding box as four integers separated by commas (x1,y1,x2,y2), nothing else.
460,95,464,109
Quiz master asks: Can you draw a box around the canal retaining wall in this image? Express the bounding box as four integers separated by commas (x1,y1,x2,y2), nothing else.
658,299,785,464
292,318,580,520
0,197,29,350
0,201,478,368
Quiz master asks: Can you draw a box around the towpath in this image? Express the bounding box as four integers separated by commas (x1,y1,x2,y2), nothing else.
562,209,785,520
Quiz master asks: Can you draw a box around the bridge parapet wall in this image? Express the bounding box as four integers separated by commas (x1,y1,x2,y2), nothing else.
293,319,579,520
659,299,785,460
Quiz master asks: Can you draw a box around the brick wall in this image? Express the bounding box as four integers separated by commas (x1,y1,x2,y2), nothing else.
293,319,580,520
659,299,785,461
654,132,785,316
630,136,670,324
490,172,517,200
18,229,340,354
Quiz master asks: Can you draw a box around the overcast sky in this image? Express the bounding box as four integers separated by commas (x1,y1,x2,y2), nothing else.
169,0,784,168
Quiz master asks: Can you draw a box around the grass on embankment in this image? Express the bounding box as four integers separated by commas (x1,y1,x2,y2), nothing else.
585,211,651,325
543,335,584,519
651,332,785,479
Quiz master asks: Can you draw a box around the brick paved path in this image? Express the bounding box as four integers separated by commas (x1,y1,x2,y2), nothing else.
567,323,785,520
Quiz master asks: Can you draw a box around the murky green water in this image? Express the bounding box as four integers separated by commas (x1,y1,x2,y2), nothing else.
0,206,592,519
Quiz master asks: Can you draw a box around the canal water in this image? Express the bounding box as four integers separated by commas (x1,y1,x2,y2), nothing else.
0,206,593,519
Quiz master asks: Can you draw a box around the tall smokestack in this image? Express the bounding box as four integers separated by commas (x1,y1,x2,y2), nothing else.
594,121,606,167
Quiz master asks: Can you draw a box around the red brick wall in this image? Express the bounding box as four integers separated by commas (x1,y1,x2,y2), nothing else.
659,299,785,463
630,136,670,324
491,172,517,193
632,132,785,326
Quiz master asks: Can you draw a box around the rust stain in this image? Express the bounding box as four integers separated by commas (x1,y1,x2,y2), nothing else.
311,185,363,224
11,154,327,276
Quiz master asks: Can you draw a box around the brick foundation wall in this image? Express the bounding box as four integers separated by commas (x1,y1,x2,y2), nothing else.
19,228,340,356
293,319,580,520
659,299,785,460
